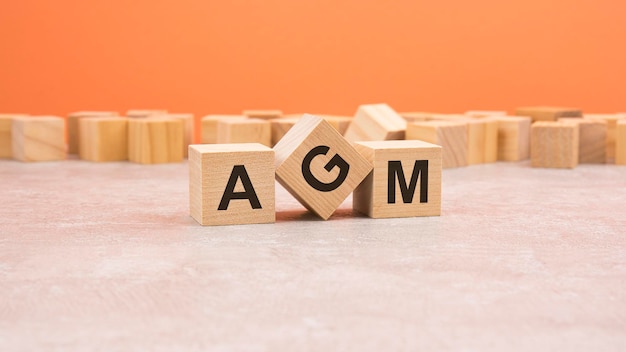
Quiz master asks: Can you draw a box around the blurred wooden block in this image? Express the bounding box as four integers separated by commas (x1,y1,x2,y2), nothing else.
242,110,283,120
1,114,28,158
217,118,271,147
200,115,247,144
128,118,183,164
400,112,432,122
494,116,531,161
515,106,582,122
530,121,579,168
319,115,353,135
270,117,300,146
617,120,626,165
353,140,442,218
67,111,119,154
151,113,194,157
584,114,626,163
189,143,275,226
79,117,128,162
465,110,507,118
344,104,407,142
274,114,372,220
406,121,468,168
559,118,607,164
12,116,66,162
126,109,168,118
467,118,498,164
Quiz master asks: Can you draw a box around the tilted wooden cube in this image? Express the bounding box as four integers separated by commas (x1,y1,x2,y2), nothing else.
344,103,407,142
617,120,626,165
200,115,248,144
1,114,28,158
530,121,579,168
274,114,372,220
494,116,531,161
12,116,66,162
515,106,582,122
406,121,468,168
189,143,275,226
353,140,442,218
559,118,607,164
128,118,183,164
217,118,272,147
67,111,119,154
79,117,128,162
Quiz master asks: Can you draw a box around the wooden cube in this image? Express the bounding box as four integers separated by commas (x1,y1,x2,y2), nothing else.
344,104,407,142
406,121,468,168
400,112,432,123
67,111,119,154
515,106,582,122
584,114,626,163
319,115,353,135
79,117,128,162
12,116,66,162
128,118,183,164
353,140,442,218
495,116,531,161
274,114,372,220
465,110,507,118
126,109,168,118
617,120,626,165
270,117,300,146
200,115,248,144
152,113,194,157
189,143,275,226
559,118,607,164
217,118,271,147
530,121,579,168
1,114,28,158
467,118,498,164
242,110,283,120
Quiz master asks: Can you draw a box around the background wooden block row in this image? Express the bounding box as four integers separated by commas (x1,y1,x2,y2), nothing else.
217,118,272,147
126,109,168,118
67,111,119,154
201,115,248,144
466,118,498,165
128,118,183,164
406,121,468,168
242,110,283,120
515,106,582,122
530,121,579,168
79,117,129,162
1,114,29,158
12,116,66,162
344,104,406,142
465,110,507,118
583,113,626,163
495,116,531,162
617,120,626,165
558,117,607,164
150,113,195,157
189,143,275,226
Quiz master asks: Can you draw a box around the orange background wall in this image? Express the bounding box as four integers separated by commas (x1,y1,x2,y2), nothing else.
1,0,625,137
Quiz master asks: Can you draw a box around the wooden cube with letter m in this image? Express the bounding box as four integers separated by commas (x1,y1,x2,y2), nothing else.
189,143,275,225
353,140,442,218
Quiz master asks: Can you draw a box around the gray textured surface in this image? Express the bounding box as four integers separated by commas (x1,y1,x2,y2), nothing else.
1,159,625,351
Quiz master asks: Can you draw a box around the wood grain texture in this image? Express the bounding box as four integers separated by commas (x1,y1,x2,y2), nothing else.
11,116,66,162
494,116,531,161
200,115,248,144
189,143,275,226
242,110,283,120
344,104,406,142
583,113,626,163
467,118,498,164
353,140,442,218
530,121,579,168
67,111,119,154
318,115,353,135
273,114,372,220
217,118,272,147
0,114,28,158
151,113,194,157
79,117,128,162
126,109,168,118
559,118,607,164
270,117,300,146
406,121,468,168
617,120,626,165
128,118,183,164
515,106,582,122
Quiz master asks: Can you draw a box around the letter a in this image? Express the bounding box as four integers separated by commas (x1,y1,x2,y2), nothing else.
218,165,262,210
387,160,428,204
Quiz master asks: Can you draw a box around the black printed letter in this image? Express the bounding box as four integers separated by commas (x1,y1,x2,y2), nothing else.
218,165,262,210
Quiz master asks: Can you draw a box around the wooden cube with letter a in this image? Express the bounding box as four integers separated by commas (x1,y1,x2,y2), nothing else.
274,114,372,220
353,140,442,218
189,143,275,226
12,116,66,162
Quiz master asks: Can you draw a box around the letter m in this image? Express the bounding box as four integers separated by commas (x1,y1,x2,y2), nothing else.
387,160,428,204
